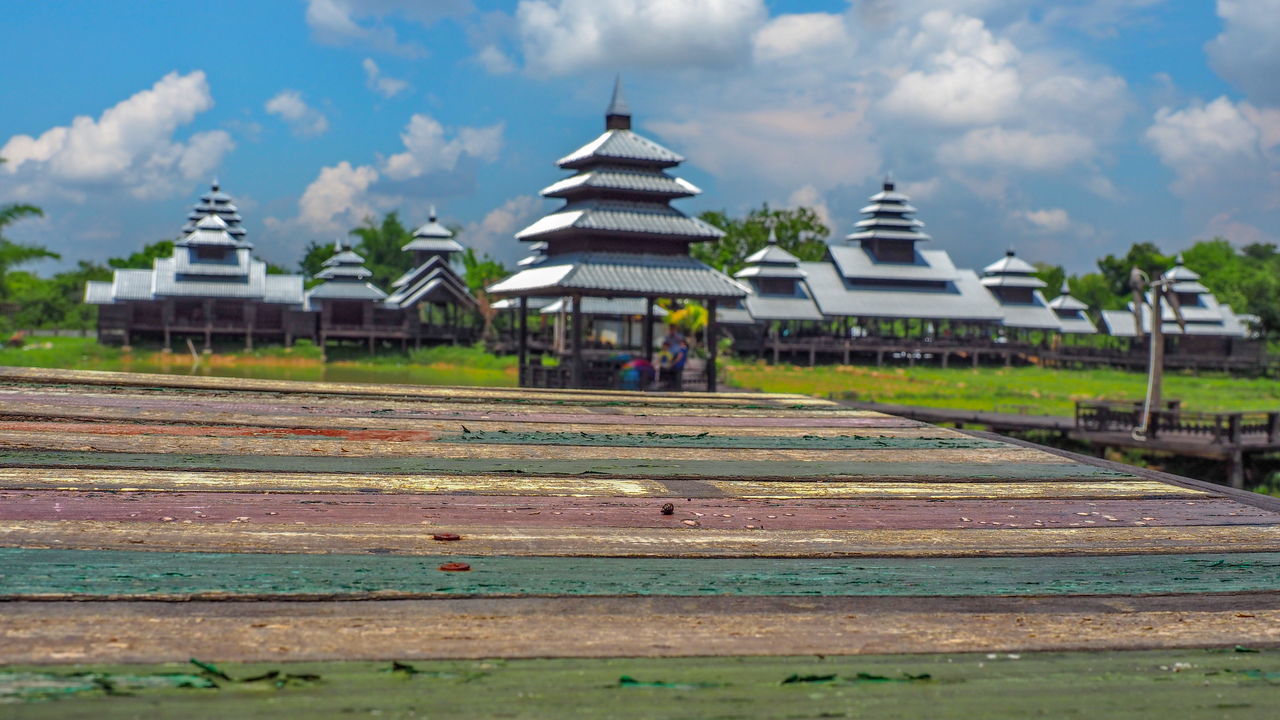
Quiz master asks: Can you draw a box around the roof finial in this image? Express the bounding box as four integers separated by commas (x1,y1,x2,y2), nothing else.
334,237,343,252
883,171,894,191
1061,280,1070,295
1174,252,1185,265
1006,246,1016,257
429,204,438,223
605,74,631,131
767,226,778,245
211,176,220,192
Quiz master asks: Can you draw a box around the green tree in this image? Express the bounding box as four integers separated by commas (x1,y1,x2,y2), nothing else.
693,204,830,275
107,239,174,270
1097,242,1171,297
460,248,509,340
1033,263,1065,298
349,212,415,290
0,202,56,300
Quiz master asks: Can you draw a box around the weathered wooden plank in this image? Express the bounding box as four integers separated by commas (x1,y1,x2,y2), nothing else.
0,421,991,449
0,468,1198,499
0,406,952,437
3,491,1265,529
0,365,828,405
4,648,1280,718
5,549,1280,598
0,394,917,426
0,390,871,420
5,523,1275,557
0,431,1057,463
0,451,1135,480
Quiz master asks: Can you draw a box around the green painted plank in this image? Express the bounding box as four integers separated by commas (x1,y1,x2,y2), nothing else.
4,650,1279,719
4,549,1278,598
444,430,1005,450
0,451,1133,480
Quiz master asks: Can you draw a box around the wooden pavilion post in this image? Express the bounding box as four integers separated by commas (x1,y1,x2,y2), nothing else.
517,296,528,387
706,299,718,393
570,294,584,388
643,296,655,363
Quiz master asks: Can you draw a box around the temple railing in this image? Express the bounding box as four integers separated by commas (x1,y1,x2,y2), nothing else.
1075,400,1280,444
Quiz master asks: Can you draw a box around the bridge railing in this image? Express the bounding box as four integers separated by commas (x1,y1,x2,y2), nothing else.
1076,400,1280,444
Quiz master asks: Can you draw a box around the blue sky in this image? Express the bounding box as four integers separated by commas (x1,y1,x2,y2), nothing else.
2,0,1278,275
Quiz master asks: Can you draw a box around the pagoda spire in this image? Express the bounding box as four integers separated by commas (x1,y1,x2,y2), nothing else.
605,74,631,131
767,226,778,245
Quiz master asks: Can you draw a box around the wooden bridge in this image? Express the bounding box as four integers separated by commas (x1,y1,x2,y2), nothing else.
1,366,1278,717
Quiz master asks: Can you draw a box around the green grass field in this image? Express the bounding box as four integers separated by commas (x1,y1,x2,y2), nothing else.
724,359,1280,415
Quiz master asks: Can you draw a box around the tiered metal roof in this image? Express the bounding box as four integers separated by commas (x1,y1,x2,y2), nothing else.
980,250,1061,330
807,179,1002,321
402,207,465,256
847,178,931,244
86,184,306,307
1047,283,1097,334
181,180,247,239
306,241,386,303
1102,256,1251,337
733,229,823,321
489,78,743,302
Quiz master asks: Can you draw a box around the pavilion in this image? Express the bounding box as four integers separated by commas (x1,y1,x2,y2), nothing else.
800,178,1004,341
84,181,309,349
383,208,479,344
1101,255,1253,351
487,78,746,390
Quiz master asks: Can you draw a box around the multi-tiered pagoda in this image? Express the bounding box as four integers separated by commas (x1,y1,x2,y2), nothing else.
801,178,1002,335
488,77,746,389
980,249,1062,333
384,208,476,318
85,181,308,349
1101,255,1252,347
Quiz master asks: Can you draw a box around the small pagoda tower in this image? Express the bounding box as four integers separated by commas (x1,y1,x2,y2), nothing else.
182,180,247,239
307,241,397,349
1047,282,1096,334
980,249,1061,332
383,206,477,340
488,76,746,389
849,176,930,261
733,228,822,323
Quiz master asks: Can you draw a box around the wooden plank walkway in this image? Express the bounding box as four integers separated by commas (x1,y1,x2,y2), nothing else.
2,366,1279,717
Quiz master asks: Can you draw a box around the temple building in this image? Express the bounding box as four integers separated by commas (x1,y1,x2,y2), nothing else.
980,249,1062,334
305,241,403,350
1047,283,1097,335
800,178,1003,338
383,208,478,343
1101,255,1253,348
488,78,746,389
85,181,308,349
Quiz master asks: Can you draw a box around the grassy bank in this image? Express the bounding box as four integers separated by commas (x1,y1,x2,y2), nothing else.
723,359,1280,415
0,337,517,387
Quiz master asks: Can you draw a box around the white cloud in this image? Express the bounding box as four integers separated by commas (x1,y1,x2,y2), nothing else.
753,13,848,64
937,127,1095,170
515,0,767,75
882,11,1021,126
463,195,543,259
303,0,472,57
264,91,330,138
1018,207,1070,233
786,184,833,230
475,45,516,75
652,103,879,193
382,114,504,181
362,58,409,98
0,70,233,200
295,161,381,233
901,177,941,201
1206,0,1280,104
1145,96,1268,193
